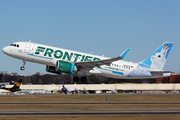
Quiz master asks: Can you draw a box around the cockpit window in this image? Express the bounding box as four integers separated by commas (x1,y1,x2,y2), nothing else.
10,44,19,47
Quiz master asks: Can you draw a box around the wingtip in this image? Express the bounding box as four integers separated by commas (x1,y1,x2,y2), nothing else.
120,48,130,58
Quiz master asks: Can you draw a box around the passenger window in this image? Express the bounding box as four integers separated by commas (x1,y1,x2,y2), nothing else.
17,45,19,47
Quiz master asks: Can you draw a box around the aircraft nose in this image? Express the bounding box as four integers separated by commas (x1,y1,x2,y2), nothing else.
2,46,10,55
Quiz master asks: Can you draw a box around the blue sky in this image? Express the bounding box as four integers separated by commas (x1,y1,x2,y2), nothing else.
0,0,179,75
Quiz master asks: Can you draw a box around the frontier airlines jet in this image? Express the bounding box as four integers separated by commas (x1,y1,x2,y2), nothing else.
2,41,173,82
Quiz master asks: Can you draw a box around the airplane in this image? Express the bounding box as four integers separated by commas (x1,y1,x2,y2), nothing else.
2,41,173,82
0,79,22,93
61,81,79,94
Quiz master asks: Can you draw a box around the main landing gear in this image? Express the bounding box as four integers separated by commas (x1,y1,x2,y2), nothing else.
73,76,87,83
20,60,26,71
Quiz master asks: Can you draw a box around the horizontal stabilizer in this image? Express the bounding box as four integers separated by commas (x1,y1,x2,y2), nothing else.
150,71,174,74
150,71,174,77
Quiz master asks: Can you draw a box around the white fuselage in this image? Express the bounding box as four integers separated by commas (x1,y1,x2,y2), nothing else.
3,41,167,79
0,89,12,93
66,87,79,93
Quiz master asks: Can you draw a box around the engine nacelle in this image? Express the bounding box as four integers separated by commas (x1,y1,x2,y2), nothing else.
46,65,61,74
56,60,77,74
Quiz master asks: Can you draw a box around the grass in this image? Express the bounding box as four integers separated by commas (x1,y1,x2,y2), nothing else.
0,115,180,120
0,94,180,102
0,104,180,110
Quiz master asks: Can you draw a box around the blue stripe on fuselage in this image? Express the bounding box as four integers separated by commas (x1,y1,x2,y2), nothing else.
95,67,124,75
28,53,53,60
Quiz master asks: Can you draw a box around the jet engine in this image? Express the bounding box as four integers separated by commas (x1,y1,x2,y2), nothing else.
46,65,61,74
56,60,77,74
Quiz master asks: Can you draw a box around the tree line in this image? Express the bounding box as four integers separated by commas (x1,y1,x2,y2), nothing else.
0,72,168,84
0,73,111,84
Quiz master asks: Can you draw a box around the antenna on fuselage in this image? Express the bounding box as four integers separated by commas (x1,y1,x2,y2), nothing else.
90,52,94,55
29,40,31,43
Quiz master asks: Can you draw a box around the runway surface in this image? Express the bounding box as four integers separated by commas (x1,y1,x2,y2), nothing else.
0,102,179,115
0,109,180,115
0,102,180,104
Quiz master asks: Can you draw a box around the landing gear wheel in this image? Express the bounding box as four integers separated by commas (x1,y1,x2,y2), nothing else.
20,66,25,71
81,76,87,82
73,76,79,82
20,60,26,71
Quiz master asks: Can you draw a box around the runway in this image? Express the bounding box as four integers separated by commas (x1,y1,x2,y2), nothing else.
0,109,180,115
0,102,180,104
0,95,179,116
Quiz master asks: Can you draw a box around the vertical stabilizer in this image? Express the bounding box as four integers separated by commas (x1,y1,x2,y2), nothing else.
11,79,22,89
140,42,173,70
9,79,23,92
61,81,67,94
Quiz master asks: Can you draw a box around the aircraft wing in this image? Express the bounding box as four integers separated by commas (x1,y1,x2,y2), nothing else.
75,48,130,71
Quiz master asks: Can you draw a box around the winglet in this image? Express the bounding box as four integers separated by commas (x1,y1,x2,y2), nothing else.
120,48,130,58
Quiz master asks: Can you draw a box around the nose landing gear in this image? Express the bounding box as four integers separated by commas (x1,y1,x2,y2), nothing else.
20,60,26,71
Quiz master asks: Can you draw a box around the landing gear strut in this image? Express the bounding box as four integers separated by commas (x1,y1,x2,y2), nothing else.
20,60,26,71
